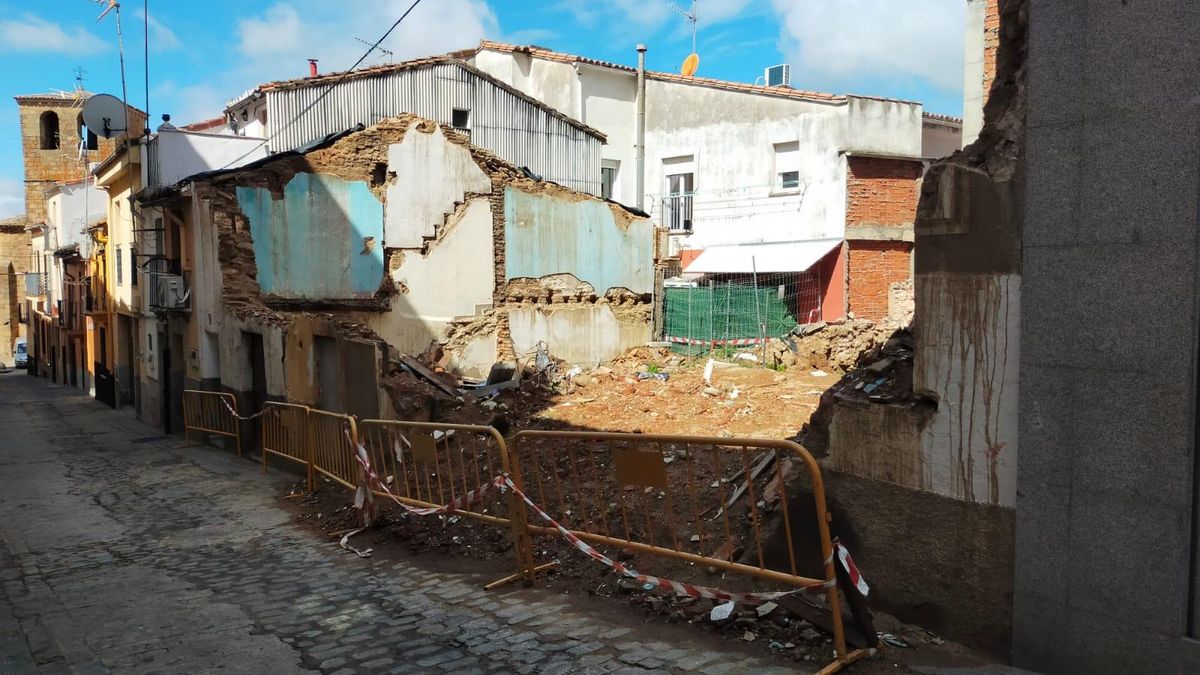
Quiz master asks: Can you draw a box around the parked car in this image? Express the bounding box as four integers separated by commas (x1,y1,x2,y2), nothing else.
14,338,27,368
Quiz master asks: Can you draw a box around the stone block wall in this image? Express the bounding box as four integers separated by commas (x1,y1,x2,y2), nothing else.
0,224,30,364
17,97,145,224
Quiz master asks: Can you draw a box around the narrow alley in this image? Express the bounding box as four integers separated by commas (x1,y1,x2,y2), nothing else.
0,373,799,675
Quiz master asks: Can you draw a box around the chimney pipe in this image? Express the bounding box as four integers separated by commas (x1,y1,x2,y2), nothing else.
635,44,647,211
308,59,319,77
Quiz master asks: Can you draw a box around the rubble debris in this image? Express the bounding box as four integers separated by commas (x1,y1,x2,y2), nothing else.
399,354,460,398
710,601,736,622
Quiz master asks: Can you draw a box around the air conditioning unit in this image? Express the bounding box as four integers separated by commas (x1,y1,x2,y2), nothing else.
156,274,190,311
765,64,791,87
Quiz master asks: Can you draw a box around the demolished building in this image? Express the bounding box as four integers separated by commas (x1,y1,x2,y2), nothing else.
155,116,656,429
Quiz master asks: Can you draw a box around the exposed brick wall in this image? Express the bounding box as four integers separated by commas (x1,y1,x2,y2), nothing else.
846,156,922,227
983,0,1001,104
846,241,912,323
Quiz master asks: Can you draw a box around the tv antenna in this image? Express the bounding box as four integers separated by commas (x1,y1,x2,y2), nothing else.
670,0,698,55
355,36,394,64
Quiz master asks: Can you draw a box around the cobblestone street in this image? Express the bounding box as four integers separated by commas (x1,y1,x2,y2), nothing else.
0,374,799,675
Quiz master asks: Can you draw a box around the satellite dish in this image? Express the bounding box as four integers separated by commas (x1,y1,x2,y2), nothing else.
81,93,128,139
681,53,700,77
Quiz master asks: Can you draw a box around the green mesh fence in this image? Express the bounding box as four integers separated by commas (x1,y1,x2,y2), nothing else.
663,274,818,355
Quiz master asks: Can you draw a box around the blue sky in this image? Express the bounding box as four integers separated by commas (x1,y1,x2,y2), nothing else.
0,0,965,218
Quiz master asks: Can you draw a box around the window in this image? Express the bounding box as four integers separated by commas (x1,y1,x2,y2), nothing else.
39,111,60,150
77,114,98,151
773,141,801,192
451,108,471,130
664,171,694,232
130,248,138,287
601,161,619,200
115,245,123,285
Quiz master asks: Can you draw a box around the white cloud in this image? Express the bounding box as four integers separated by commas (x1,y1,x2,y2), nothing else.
235,0,498,77
134,9,181,51
772,0,965,94
0,176,24,220
0,15,106,55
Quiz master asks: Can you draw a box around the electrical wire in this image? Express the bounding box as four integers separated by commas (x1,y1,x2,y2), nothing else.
213,0,426,172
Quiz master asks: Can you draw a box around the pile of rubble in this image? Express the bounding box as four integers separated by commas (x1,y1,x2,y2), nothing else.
761,319,893,373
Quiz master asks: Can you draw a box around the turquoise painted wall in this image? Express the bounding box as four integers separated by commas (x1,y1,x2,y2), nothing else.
237,173,384,300
503,187,653,295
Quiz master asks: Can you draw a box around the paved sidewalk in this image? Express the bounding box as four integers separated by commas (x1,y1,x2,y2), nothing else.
0,374,801,674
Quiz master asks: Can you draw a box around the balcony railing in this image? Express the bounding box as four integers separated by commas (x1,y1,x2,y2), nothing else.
662,193,694,232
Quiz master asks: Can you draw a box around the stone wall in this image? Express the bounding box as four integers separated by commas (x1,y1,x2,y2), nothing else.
17,97,144,224
1013,0,1200,672
0,221,30,364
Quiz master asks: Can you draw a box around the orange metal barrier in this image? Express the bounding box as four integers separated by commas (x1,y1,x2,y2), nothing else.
182,390,242,456
309,410,359,490
357,420,537,583
508,430,863,669
262,402,312,487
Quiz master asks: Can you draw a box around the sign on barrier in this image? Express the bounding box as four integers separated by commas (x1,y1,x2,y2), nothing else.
261,402,312,487
179,396,868,672
182,390,242,456
507,430,863,668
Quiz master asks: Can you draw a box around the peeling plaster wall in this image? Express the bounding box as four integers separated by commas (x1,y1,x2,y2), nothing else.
236,173,384,300
370,197,495,354
504,187,653,296
508,305,650,369
384,131,492,248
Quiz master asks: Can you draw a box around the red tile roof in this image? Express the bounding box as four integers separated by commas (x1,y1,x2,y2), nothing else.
476,41,850,104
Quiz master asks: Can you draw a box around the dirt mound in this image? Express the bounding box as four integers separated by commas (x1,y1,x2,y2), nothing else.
763,320,891,373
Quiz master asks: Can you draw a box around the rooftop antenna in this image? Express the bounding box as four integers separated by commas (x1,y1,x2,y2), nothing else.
93,0,133,140
355,36,394,64
670,0,698,54
670,0,700,76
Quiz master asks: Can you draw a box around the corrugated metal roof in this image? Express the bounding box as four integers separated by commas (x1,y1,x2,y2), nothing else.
260,62,603,195
239,57,605,142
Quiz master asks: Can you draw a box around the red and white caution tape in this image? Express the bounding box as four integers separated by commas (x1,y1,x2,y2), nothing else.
667,336,767,346
349,442,866,605
352,442,504,516
836,537,869,597
221,398,269,421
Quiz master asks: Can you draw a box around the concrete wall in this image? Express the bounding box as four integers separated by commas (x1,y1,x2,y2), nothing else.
843,97,923,157
1013,1,1200,672
149,129,267,188
508,305,650,367
237,173,384,300
962,0,988,146
922,119,963,159
504,187,654,296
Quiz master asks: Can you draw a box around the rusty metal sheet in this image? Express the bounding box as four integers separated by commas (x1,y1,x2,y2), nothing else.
411,432,439,465
613,446,667,489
